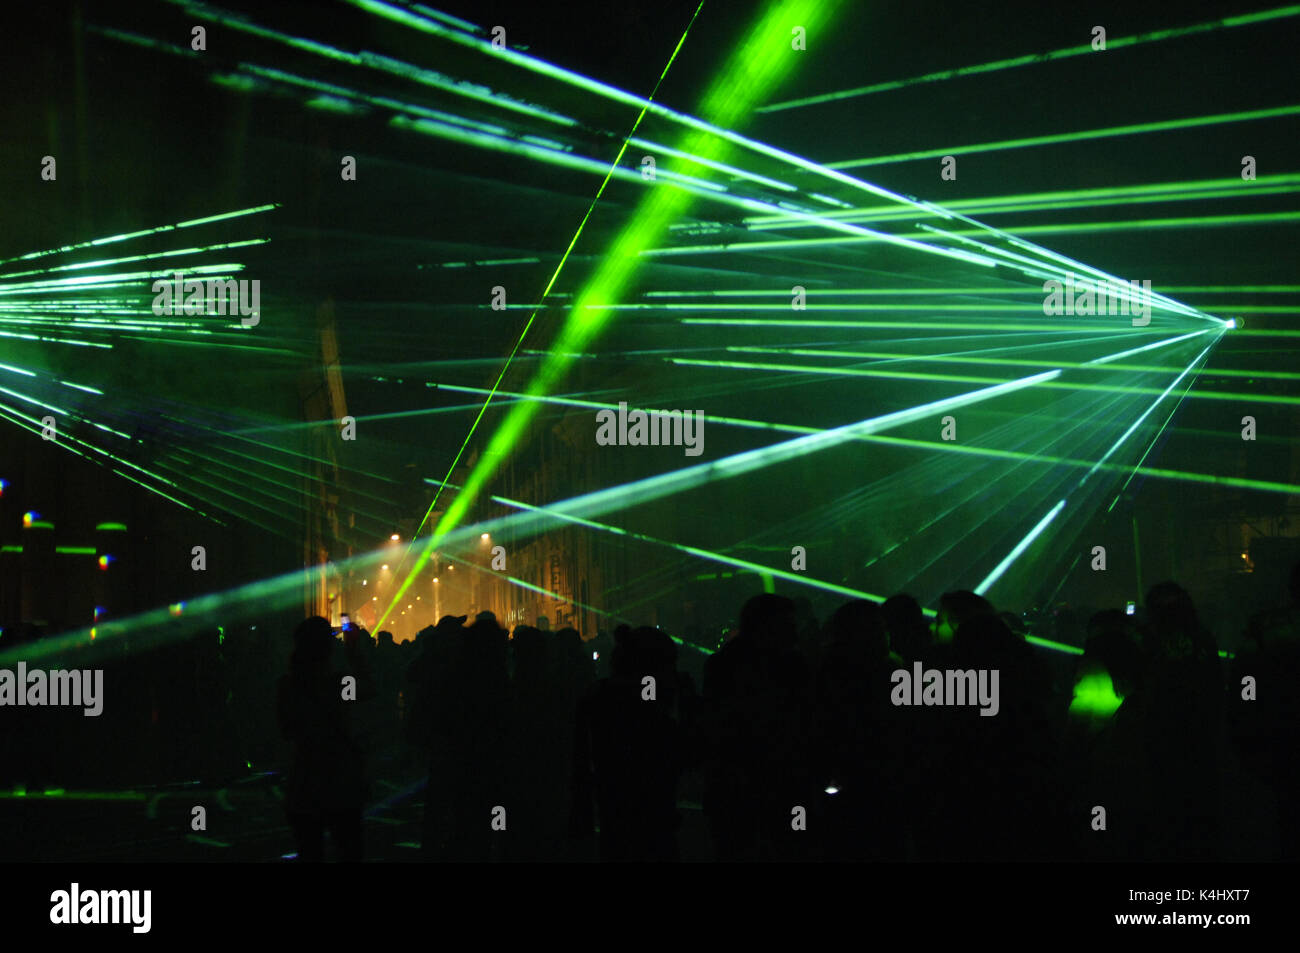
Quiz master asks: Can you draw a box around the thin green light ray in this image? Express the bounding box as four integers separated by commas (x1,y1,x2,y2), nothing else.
346,0,1013,238
609,300,1210,320
0,265,244,295
118,453,294,534
227,400,536,435
0,388,233,501
643,218,1224,326
387,371,1060,634
728,328,1174,367
1105,339,1217,510
678,319,1194,336
0,239,268,281
161,440,409,531
432,351,1300,496
0,530,479,667
0,403,223,522
218,426,404,483
472,386,1137,648
162,447,354,521
1031,637,1086,657
914,223,1213,323
436,383,824,438
935,210,1231,325
644,283,1300,297
167,0,1222,354
666,356,1291,405
0,788,148,802
858,378,1138,593
123,0,1273,346
828,105,1300,168
437,324,1219,443
383,116,1009,275
442,370,1060,560
488,493,891,604
68,0,1268,650
379,2,710,630
743,174,1300,228
840,433,1300,496
438,550,625,628
975,500,1068,596
1078,340,1216,487
760,6,1300,112
728,332,1222,378
161,0,578,128
12,371,1276,673
926,210,1300,237
867,340,1199,592
0,204,278,267
625,134,798,194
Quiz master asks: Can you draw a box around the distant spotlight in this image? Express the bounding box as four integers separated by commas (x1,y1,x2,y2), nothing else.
22,511,38,528
592,651,599,661
824,786,840,795
372,597,377,601
434,577,439,583
97,554,113,570
362,580,367,586
1226,318,1237,329
94,607,105,621
449,565,454,570
481,533,489,540
391,534,400,541
169,603,185,616
89,628,96,641
382,564,389,571
0,479,6,496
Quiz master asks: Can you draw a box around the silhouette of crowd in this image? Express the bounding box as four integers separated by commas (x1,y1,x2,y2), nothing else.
3,563,1297,863
269,561,1299,863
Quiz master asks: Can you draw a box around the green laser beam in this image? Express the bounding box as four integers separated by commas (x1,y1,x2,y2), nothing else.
380,0,717,629
827,105,1300,168
760,6,1300,112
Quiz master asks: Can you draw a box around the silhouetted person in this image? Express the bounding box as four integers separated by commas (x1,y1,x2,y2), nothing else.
572,626,684,861
1231,561,1300,859
408,616,461,858
370,629,401,754
932,590,995,650
553,627,596,704
1083,610,1143,701
418,612,509,861
701,594,815,860
814,599,907,860
1090,582,1228,860
277,616,369,862
503,625,572,860
946,612,1061,860
883,592,930,665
